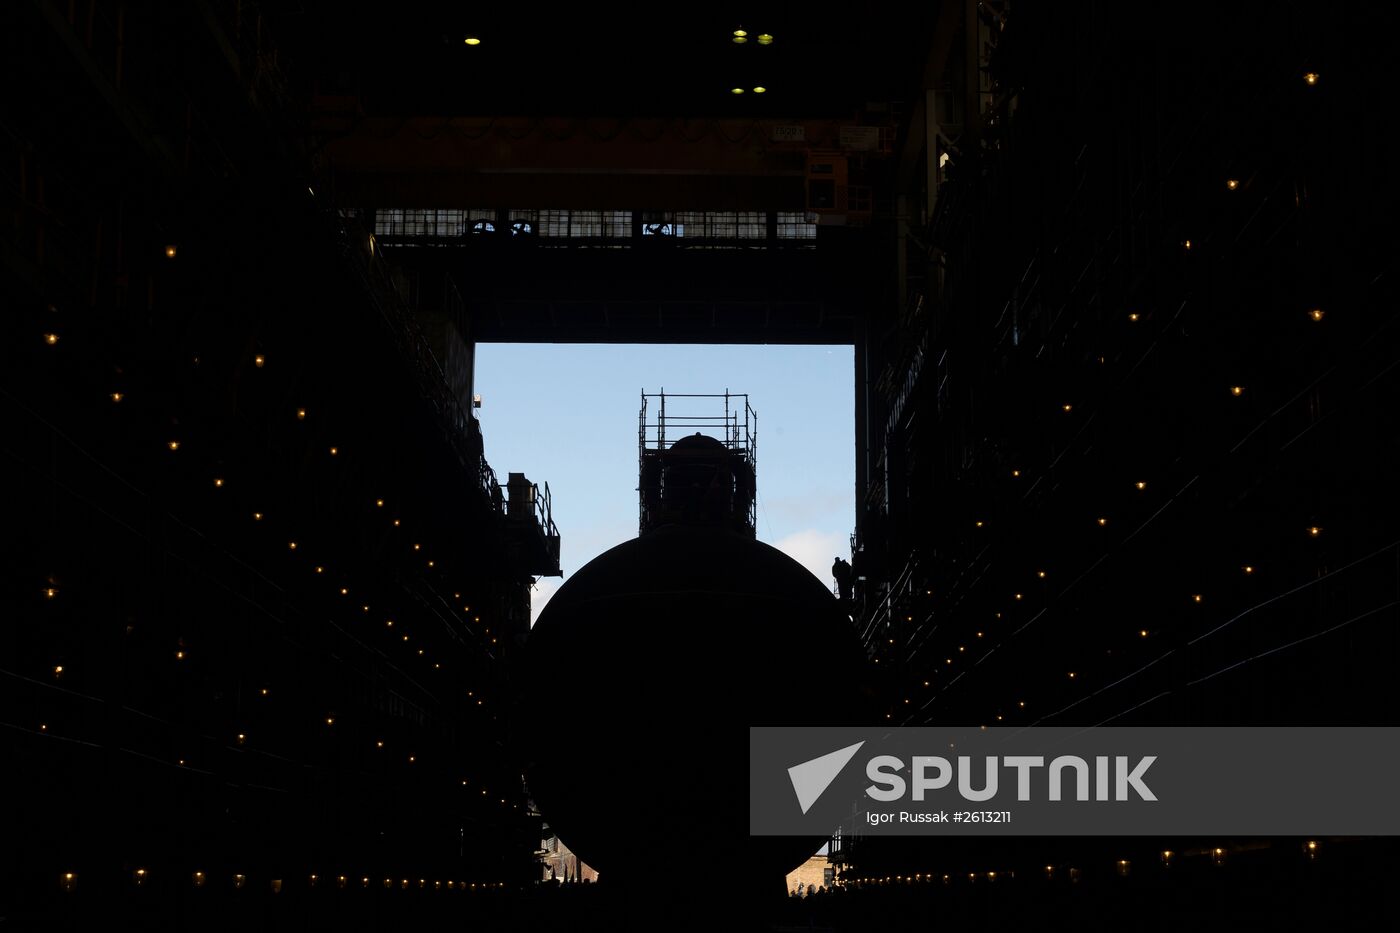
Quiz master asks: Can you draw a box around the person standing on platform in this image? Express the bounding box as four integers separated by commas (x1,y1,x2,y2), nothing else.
831,556,853,601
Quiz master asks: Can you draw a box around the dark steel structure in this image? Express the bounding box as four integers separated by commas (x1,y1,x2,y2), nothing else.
2,0,1395,928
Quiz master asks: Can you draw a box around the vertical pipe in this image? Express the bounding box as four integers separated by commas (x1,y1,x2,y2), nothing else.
895,194,908,317
853,316,868,547
35,174,45,264
964,0,980,155
926,88,941,225
114,3,124,89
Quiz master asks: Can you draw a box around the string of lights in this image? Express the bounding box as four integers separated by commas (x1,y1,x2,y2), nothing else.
863,43,1394,737
4,7,541,889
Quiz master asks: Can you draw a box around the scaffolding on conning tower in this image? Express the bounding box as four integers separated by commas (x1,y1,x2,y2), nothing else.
638,390,757,536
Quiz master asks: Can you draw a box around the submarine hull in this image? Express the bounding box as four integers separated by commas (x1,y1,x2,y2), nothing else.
520,524,870,889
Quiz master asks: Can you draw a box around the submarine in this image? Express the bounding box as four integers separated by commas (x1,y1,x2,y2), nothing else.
519,391,871,904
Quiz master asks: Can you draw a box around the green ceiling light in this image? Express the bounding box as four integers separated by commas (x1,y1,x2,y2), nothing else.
731,87,746,94
733,28,748,43
757,33,774,45
464,36,481,46
753,86,767,94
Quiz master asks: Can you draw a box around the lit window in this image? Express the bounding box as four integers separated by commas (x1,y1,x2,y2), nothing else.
375,208,466,237
603,211,632,237
737,211,767,239
676,211,716,238
677,211,760,242
776,211,817,240
374,208,403,236
568,211,603,237
539,210,572,238
508,209,537,237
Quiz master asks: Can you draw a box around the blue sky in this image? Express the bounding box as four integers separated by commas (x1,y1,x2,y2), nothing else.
473,344,855,622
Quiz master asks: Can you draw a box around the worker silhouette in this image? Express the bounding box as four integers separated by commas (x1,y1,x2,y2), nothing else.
831,557,853,601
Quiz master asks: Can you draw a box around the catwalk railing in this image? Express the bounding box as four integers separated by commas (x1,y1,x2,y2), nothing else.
371,209,821,249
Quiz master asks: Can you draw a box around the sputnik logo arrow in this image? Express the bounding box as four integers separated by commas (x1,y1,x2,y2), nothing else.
788,741,866,815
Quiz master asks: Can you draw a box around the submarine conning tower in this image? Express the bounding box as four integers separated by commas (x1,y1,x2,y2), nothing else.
638,390,757,537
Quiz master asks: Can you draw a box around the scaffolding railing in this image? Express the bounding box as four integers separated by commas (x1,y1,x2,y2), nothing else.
860,550,923,650
638,390,757,535
501,479,560,546
639,390,757,458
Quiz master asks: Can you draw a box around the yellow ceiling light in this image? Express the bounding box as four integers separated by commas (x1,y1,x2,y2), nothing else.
731,87,745,94
1303,71,1318,85
464,36,481,46
753,86,767,94
757,33,773,45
